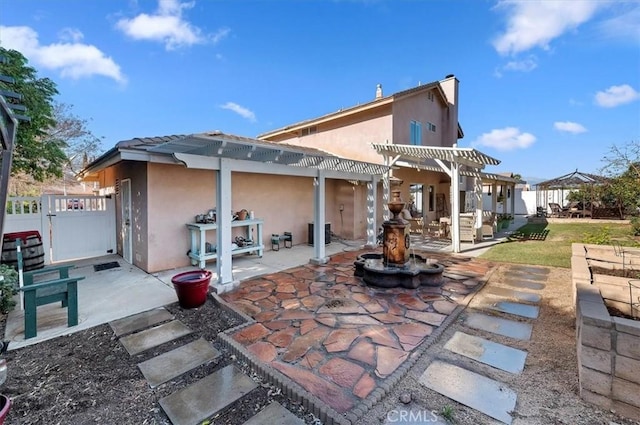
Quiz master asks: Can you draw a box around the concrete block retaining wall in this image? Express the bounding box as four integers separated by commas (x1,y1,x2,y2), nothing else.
573,243,640,421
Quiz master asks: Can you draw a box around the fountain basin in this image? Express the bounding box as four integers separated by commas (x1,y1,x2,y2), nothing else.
354,252,427,277
361,258,445,289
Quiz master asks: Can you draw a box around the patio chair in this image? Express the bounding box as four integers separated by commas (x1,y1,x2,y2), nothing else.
548,203,570,218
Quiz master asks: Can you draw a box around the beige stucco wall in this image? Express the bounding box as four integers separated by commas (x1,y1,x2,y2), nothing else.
391,90,448,147
264,106,393,164
99,162,368,273
146,163,216,272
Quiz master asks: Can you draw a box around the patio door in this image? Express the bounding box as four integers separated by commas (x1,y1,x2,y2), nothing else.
121,179,132,264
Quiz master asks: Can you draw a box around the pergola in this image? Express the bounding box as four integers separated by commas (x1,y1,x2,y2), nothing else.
146,131,390,291
371,143,514,253
535,169,609,217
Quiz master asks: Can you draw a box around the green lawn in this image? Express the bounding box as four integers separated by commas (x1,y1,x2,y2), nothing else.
479,222,637,268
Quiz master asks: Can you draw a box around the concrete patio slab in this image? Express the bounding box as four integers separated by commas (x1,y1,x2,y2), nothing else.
483,287,542,304
483,301,540,319
159,365,257,425
444,331,528,374
419,360,516,424
110,308,174,337
242,401,304,425
464,312,533,340
119,320,192,355
138,338,220,388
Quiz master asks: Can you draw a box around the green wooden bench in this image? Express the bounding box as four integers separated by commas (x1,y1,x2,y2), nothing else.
16,245,84,339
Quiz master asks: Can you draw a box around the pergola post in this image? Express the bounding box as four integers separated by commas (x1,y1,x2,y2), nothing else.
215,158,237,292
310,170,329,265
451,160,460,253
365,176,378,248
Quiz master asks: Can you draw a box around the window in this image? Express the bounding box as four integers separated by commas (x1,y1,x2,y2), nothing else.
427,92,434,102
427,122,437,132
409,184,423,216
410,120,422,145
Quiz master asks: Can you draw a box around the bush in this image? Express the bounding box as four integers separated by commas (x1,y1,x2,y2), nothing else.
0,264,19,313
582,226,611,245
631,217,640,236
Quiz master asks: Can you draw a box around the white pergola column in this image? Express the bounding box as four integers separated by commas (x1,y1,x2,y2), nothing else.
365,176,378,248
215,158,237,292
474,177,483,240
451,161,460,253
510,183,516,217
310,170,329,265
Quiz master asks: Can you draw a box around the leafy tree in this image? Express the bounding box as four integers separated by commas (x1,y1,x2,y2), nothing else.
600,141,640,217
0,47,66,181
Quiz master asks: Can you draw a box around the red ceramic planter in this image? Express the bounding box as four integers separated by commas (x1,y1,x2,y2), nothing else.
0,394,10,425
171,270,212,309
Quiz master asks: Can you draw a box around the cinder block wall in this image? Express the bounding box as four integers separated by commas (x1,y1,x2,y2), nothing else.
573,243,640,421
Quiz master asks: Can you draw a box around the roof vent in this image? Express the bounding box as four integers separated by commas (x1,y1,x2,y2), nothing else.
445,74,455,79
375,84,383,99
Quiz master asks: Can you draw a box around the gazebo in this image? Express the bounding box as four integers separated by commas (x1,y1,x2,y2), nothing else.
535,169,609,218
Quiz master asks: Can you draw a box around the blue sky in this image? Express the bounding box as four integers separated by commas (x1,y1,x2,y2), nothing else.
1,0,639,182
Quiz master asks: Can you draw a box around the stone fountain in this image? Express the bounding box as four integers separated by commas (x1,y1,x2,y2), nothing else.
356,188,444,289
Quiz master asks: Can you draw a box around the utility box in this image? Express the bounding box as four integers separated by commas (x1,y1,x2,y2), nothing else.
308,223,331,245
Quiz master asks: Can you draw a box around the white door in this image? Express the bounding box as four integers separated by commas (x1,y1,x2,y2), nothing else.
121,179,132,264
48,195,116,262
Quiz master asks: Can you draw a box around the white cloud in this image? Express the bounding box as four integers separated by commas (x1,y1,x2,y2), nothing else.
503,56,538,72
598,5,640,41
220,102,256,122
595,84,640,108
472,127,536,151
492,0,604,55
0,25,126,83
116,0,228,50
554,121,587,134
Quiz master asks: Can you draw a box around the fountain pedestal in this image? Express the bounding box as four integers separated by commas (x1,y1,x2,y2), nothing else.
359,188,445,289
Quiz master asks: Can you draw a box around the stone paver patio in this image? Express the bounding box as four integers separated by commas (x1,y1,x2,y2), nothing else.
220,249,493,417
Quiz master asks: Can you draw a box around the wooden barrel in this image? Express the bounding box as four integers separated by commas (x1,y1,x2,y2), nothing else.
1,231,45,271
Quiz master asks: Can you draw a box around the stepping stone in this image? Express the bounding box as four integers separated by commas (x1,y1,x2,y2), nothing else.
120,320,192,355
484,301,539,319
444,331,528,374
509,266,549,276
383,405,449,424
464,312,533,340
484,287,541,303
138,338,220,388
110,308,174,337
507,272,546,282
159,365,258,425
420,360,516,424
243,402,304,425
502,279,545,291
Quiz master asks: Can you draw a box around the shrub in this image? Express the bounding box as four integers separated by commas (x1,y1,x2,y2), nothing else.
0,264,19,313
631,216,640,236
582,226,611,245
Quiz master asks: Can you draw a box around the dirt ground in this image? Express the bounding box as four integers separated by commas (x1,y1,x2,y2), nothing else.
2,262,640,424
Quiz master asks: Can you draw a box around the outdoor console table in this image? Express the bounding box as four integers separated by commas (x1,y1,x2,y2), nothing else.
186,219,264,268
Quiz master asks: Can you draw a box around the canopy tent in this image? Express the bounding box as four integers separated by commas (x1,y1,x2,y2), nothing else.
535,169,609,217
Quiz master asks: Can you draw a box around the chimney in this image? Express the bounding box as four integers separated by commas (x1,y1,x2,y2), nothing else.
375,84,383,99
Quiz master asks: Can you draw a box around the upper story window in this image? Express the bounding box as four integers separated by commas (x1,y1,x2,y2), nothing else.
427,122,437,132
427,92,434,102
410,120,422,145
301,126,317,136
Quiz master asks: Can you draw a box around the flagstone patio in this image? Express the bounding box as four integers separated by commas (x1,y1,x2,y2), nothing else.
219,249,494,418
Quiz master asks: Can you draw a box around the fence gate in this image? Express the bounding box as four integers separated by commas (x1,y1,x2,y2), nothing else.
3,195,116,264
